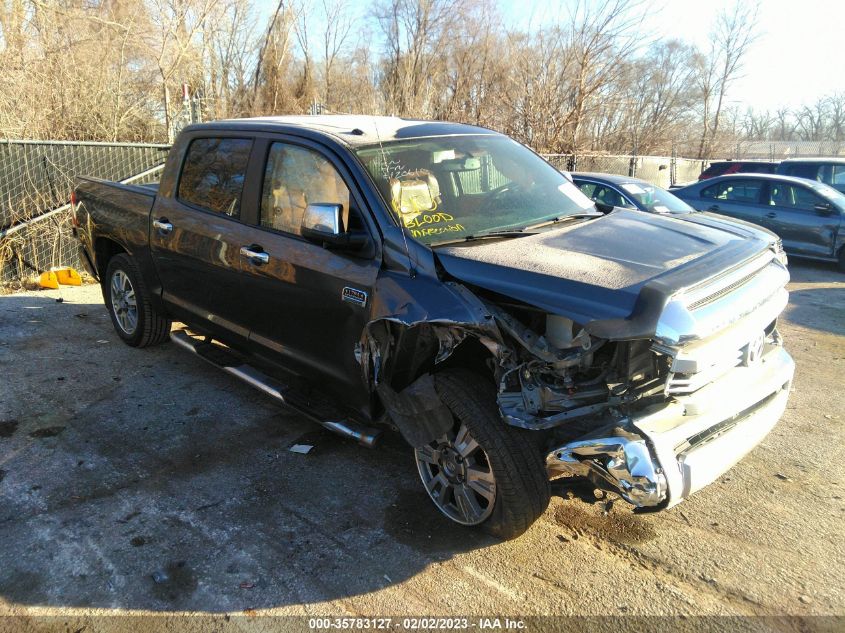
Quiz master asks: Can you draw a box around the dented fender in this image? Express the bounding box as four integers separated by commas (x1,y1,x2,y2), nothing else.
356,271,503,446
356,273,501,390
356,268,609,445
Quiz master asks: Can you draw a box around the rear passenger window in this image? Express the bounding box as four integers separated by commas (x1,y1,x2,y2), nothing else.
178,138,252,217
700,179,762,203
260,143,351,236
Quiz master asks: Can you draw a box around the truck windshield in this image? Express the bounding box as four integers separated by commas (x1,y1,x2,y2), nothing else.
354,135,595,244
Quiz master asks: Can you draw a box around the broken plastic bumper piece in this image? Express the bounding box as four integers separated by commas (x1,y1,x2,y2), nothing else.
546,346,794,509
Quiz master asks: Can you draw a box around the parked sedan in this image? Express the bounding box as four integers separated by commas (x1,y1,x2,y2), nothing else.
572,172,695,214
674,174,845,270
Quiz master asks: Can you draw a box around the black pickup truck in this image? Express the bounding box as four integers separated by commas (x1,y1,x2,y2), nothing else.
73,116,795,538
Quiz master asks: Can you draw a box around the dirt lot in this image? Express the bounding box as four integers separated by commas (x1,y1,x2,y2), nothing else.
0,261,843,628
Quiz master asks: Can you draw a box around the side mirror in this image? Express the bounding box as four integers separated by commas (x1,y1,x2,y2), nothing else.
301,203,368,250
814,202,834,216
594,201,615,214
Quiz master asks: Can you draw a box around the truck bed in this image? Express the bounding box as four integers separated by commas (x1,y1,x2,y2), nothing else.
74,177,158,280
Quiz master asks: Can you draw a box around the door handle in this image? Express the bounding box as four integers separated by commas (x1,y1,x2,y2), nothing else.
765,212,777,219
707,205,720,212
153,218,173,235
239,245,269,266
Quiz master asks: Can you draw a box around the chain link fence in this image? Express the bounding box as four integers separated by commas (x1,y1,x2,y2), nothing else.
2,166,167,285
1,140,170,229
542,153,706,188
1,141,168,283
729,140,845,160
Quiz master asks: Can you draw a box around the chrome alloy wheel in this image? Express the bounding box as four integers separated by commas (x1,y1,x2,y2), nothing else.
415,422,497,525
110,270,138,335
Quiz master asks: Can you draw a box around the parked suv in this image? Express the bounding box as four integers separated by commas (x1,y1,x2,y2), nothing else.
73,116,795,538
776,158,845,193
698,160,779,181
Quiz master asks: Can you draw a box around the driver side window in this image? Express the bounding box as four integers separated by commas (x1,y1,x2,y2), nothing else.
260,143,351,236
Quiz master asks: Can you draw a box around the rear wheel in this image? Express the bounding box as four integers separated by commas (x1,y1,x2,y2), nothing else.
414,369,551,539
103,253,171,347
838,247,845,273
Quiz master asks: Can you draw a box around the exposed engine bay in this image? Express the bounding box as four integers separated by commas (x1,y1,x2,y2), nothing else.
359,250,794,512
485,298,668,432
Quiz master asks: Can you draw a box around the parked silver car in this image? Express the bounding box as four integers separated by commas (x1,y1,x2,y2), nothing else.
674,174,845,270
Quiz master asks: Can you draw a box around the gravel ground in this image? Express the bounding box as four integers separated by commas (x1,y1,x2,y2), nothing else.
0,260,843,630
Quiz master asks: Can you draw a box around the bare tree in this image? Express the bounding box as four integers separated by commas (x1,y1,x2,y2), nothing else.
795,98,828,141
201,0,259,120
696,0,760,158
374,0,462,117
596,39,699,154
3,0,844,156
319,0,355,107
141,0,222,140
827,93,845,143
562,0,645,152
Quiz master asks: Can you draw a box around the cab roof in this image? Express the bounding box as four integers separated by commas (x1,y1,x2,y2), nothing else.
183,115,499,147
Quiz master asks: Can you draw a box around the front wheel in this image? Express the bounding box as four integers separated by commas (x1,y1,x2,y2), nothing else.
414,369,551,539
103,253,171,347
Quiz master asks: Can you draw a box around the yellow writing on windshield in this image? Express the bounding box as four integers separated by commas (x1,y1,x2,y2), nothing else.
404,212,456,229
411,224,465,238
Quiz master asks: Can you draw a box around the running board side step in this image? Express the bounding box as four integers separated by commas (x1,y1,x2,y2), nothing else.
170,329,381,448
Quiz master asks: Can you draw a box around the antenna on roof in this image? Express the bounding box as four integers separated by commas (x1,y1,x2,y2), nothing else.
373,117,416,279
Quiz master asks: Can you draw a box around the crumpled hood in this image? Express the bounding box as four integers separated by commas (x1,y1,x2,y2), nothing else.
434,209,771,335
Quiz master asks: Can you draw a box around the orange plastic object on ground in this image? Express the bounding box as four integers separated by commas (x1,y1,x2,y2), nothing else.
55,267,82,286
38,271,59,289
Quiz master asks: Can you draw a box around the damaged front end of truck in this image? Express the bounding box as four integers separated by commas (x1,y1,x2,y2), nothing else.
357,245,794,512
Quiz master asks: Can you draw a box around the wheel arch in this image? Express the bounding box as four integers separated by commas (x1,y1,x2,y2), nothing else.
361,318,499,448
93,237,128,279
96,238,169,317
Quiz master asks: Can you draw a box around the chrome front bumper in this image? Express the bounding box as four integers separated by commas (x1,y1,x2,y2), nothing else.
547,345,795,509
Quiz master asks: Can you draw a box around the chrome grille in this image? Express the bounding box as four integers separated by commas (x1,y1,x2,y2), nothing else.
654,252,788,347
686,268,762,311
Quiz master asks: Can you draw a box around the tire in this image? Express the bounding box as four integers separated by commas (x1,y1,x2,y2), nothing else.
414,369,551,540
103,253,171,347
838,247,845,274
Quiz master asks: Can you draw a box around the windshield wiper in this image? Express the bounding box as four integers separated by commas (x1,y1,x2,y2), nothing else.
430,230,534,247
524,212,604,231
